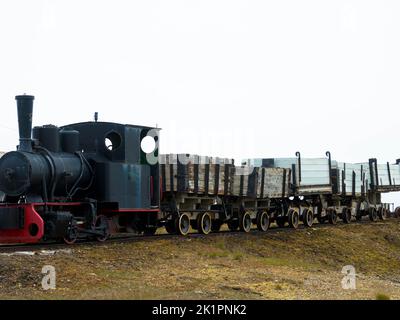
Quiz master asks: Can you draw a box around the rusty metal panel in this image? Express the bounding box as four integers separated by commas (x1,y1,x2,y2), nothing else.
232,164,290,198
263,167,291,198
160,154,234,195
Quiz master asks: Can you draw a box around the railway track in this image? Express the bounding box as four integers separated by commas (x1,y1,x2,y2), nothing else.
0,217,391,254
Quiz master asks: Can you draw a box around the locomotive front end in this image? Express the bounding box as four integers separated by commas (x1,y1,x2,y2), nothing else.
0,95,93,243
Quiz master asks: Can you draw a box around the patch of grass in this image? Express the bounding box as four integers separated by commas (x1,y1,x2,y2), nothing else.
376,293,390,300
207,251,229,258
232,252,243,261
215,239,226,250
261,256,312,270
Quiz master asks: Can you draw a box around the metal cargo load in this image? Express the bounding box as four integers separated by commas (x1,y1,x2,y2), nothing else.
368,159,400,192
244,155,332,195
331,162,368,196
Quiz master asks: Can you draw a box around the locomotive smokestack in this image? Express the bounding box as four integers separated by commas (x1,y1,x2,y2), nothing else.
15,94,34,152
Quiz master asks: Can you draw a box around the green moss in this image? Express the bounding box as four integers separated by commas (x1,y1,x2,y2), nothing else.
376,293,390,300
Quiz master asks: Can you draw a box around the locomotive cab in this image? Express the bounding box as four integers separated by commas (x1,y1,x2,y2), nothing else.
60,121,161,210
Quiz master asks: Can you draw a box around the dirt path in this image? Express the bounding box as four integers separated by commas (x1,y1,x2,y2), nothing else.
1,219,400,299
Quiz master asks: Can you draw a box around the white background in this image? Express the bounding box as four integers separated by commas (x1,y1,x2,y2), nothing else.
0,0,399,205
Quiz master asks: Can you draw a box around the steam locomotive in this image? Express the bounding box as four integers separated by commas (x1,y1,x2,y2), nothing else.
0,95,160,243
0,95,399,244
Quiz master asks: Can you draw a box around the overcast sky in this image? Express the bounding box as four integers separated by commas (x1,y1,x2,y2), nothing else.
0,0,399,205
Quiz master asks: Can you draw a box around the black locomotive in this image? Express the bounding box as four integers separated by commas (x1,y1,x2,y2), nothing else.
0,95,160,243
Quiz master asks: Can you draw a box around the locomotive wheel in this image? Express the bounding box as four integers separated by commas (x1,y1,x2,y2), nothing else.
356,211,363,221
328,209,338,225
95,215,110,242
288,209,299,229
369,208,378,222
176,213,190,236
63,221,78,245
377,207,386,220
198,212,212,235
342,208,352,224
256,211,270,232
239,212,252,232
143,227,157,236
227,220,239,231
211,220,222,232
302,209,314,227
276,217,286,228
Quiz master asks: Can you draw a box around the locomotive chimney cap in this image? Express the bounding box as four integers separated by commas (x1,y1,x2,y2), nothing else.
15,94,35,100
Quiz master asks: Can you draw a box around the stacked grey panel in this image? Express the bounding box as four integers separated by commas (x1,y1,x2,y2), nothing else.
245,157,331,195
367,159,400,191
332,162,368,195
375,163,400,186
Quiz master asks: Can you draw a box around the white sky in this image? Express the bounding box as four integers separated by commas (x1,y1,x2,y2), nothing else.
0,0,399,205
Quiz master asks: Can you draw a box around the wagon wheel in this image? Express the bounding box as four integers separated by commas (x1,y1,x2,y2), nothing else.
395,207,400,218
63,220,78,245
175,213,190,236
95,215,111,242
256,211,270,232
288,209,299,229
302,209,314,227
377,207,386,220
239,212,252,232
368,207,378,222
342,207,352,224
328,209,338,225
198,212,212,235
